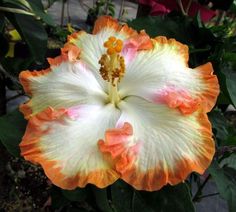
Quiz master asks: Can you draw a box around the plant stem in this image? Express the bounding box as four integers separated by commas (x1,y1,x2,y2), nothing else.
185,0,193,15
6,92,24,102
192,174,211,202
176,0,187,15
0,73,6,116
197,192,219,199
60,0,66,27
67,0,71,23
215,11,225,26
131,190,135,212
118,0,125,20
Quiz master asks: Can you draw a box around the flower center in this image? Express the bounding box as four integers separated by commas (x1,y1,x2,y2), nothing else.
99,36,125,106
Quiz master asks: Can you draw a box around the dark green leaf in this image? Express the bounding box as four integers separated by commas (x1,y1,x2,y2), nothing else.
51,186,70,209
208,110,229,142
111,181,195,212
90,185,113,212
223,52,236,61
1,54,33,76
221,153,236,170
62,187,88,202
0,33,9,57
224,134,236,146
6,13,47,63
128,15,215,45
223,69,236,107
0,110,26,157
128,16,189,40
0,12,5,32
2,0,30,11
229,1,236,14
111,180,133,212
133,183,195,212
211,0,234,11
28,0,55,26
209,161,236,212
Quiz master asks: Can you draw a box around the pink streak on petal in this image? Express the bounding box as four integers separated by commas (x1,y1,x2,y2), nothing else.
154,86,201,115
66,106,81,119
122,41,138,64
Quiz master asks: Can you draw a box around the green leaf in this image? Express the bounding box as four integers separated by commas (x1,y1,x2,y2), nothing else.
51,186,70,209
225,134,236,146
0,110,26,157
223,69,236,107
128,16,188,39
221,153,236,170
0,12,5,32
111,181,195,212
2,0,31,11
62,187,88,202
51,186,92,211
1,56,33,76
209,161,236,212
0,33,9,57
111,180,133,212
208,109,236,146
28,0,55,26
90,186,113,212
6,13,47,64
133,183,195,212
128,16,215,45
208,110,229,142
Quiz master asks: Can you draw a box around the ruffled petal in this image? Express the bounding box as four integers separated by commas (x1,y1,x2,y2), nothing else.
99,96,215,191
69,17,136,88
119,37,219,113
67,17,153,91
20,104,121,189
93,16,137,37
19,61,107,119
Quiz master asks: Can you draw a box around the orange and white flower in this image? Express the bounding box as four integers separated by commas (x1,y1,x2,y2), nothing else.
19,16,219,191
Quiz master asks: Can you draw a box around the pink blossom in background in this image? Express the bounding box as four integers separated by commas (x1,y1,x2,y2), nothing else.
139,0,216,22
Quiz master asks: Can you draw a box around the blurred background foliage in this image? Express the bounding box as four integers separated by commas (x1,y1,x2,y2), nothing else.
0,0,236,211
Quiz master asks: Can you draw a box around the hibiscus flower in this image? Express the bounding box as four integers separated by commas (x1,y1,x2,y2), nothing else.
19,16,219,191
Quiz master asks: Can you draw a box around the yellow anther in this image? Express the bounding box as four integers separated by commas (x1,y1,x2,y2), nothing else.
109,36,116,42
104,36,123,55
104,41,111,48
99,36,125,85
107,48,116,55
115,45,122,53
99,36,125,106
116,39,123,46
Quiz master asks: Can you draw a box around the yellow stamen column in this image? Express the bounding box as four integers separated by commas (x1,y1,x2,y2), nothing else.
99,37,125,107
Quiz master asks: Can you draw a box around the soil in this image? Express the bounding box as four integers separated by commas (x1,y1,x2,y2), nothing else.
0,146,51,212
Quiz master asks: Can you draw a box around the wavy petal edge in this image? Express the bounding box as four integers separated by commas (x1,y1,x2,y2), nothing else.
99,111,215,191
20,107,119,189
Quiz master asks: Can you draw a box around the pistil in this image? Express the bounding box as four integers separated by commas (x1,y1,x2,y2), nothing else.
99,36,125,106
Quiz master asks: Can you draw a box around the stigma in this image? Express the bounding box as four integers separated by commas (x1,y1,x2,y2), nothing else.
99,36,125,85
99,36,125,106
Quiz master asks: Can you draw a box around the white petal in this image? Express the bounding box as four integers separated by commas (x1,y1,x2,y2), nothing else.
72,29,132,91
20,103,121,189
119,40,218,113
100,96,214,190
20,61,107,117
